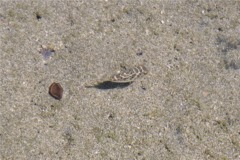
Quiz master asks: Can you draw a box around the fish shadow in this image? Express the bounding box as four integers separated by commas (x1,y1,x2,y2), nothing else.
93,81,132,90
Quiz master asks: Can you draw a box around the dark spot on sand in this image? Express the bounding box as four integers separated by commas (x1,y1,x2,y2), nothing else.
35,12,42,20
136,52,143,56
92,81,131,90
49,82,63,100
108,113,115,119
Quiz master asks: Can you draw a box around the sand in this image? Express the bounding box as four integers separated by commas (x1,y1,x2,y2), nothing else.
0,0,240,159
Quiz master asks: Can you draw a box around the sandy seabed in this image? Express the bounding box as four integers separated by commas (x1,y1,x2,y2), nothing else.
0,0,240,159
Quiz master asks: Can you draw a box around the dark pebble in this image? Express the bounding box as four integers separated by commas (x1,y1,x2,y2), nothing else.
49,82,63,100
136,52,143,56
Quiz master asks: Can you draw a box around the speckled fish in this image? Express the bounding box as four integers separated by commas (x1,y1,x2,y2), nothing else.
109,65,148,83
85,64,148,88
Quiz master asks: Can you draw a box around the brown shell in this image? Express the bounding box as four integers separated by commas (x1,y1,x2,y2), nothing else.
49,82,63,100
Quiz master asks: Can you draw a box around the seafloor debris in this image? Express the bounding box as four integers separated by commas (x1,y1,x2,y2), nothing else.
49,82,63,100
38,45,55,60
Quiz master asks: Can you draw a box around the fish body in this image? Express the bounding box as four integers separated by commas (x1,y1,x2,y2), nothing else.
109,65,148,83
85,64,148,88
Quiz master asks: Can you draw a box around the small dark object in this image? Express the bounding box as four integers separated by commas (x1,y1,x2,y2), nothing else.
86,81,131,90
35,12,42,20
49,82,63,100
141,85,146,90
36,14,42,20
136,52,143,56
108,113,115,119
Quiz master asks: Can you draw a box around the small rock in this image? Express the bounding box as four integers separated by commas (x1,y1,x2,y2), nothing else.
49,82,63,100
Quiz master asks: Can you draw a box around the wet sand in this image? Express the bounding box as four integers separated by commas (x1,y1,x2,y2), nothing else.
0,0,240,159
